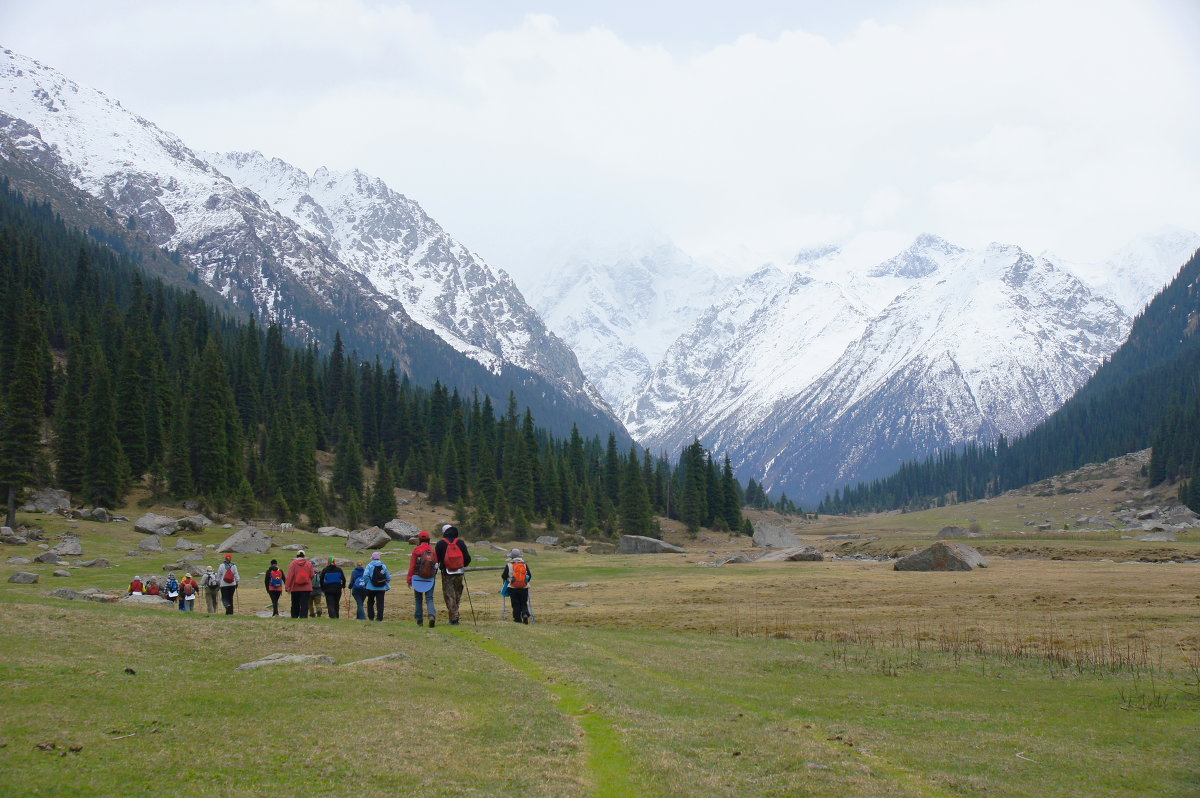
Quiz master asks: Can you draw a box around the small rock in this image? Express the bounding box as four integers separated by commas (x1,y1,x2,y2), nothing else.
138,535,164,552
8,571,39,584
7,556,31,565
50,536,83,557
566,582,589,588
52,569,71,577
89,507,110,523
78,558,111,568
172,538,203,551
341,652,411,666
34,551,63,564
234,653,336,671
564,602,587,608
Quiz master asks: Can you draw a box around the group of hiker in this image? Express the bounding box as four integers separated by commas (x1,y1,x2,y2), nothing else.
125,524,534,625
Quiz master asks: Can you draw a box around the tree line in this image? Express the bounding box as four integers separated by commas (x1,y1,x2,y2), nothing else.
0,179,770,535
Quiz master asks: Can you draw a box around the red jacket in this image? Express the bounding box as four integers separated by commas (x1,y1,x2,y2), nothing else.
407,542,435,585
285,558,315,592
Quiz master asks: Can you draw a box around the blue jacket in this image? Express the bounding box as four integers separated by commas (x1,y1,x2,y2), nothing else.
350,566,367,592
363,560,390,591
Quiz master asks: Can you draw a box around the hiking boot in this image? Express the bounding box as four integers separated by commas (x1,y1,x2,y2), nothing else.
415,618,423,627
428,618,435,628
449,620,459,625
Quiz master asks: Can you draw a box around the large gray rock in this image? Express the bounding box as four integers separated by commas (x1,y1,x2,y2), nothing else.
756,546,825,562
138,534,164,552
79,558,111,568
535,535,560,546
88,507,111,523
382,519,419,541
173,538,203,551
20,488,70,513
52,569,72,577
34,551,63,564
119,594,173,606
216,527,273,554
51,587,120,602
936,526,977,539
1,526,26,545
894,542,987,572
178,514,213,532
234,653,336,671
617,535,685,554
317,526,349,538
346,527,390,550
8,571,39,583
752,524,803,549
134,513,180,536
50,536,83,557
7,556,31,565
1136,531,1177,542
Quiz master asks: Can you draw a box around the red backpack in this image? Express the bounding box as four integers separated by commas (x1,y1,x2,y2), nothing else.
415,548,437,579
508,561,529,589
442,539,465,571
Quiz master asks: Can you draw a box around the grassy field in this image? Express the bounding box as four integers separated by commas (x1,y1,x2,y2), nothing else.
1,498,1198,796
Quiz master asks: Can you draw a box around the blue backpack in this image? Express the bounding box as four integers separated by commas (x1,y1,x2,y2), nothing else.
323,569,343,586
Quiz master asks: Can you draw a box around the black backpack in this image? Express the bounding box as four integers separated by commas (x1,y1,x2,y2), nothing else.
370,562,387,587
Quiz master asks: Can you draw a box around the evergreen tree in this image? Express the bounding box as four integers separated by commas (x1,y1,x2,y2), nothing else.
81,358,128,507
367,459,396,526
619,446,654,537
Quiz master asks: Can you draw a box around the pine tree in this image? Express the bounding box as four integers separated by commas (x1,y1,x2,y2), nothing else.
367,459,396,526
81,358,128,508
619,446,654,537
0,290,46,523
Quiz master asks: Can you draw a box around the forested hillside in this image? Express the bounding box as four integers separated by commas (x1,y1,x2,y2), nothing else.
0,180,755,535
820,246,1200,514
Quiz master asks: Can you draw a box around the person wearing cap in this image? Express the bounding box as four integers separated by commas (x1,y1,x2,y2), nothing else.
202,565,221,613
363,551,390,621
350,560,368,620
435,524,471,625
179,573,199,611
502,549,533,624
127,575,144,596
214,554,239,614
264,559,286,616
406,531,437,627
319,556,347,619
285,550,316,619
165,571,180,605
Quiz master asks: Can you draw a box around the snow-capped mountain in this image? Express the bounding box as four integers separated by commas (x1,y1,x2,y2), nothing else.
624,234,1138,503
1056,226,1200,316
529,239,735,412
0,46,618,437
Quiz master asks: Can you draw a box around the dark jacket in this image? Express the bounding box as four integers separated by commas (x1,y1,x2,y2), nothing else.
319,562,346,593
350,565,367,593
435,536,472,573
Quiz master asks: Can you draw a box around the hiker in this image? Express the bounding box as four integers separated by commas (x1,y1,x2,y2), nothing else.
285,550,315,619
265,559,285,616
406,530,437,627
350,560,368,620
202,565,221,613
319,556,346,619
214,554,239,614
363,551,390,621
145,578,160,596
165,572,180,605
435,524,471,625
180,573,199,611
502,549,533,624
127,575,144,596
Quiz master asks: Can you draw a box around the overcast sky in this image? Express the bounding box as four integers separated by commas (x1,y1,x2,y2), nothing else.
4,0,1200,286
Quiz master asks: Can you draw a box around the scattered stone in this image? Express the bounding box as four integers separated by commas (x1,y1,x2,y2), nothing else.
172,538,202,551
78,558,111,568
824,533,871,541
8,571,38,584
216,527,273,555
234,653,336,671
535,535,559,546
281,544,304,551
1137,531,1177,542
563,546,579,552
34,551,63,564
565,602,587,608
88,507,111,523
118,594,174,606
7,556,31,565
710,553,753,565
1,526,27,545
49,587,118,602
52,569,71,577
20,488,71,514
756,546,824,562
138,535,164,552
617,535,684,554
50,536,83,557
894,542,987,572
566,582,589,588
341,652,411,666
346,527,390,550
936,526,977,539
134,513,180,536
1036,523,1052,532
383,519,419,541
317,526,349,538
752,524,802,549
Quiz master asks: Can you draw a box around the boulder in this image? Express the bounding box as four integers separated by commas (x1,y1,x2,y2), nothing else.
317,526,349,538
752,524,802,549
79,558,111,568
179,551,205,563
88,507,111,523
216,527,273,555
119,594,172,606
1,526,27,545
535,535,559,546
34,551,63,564
346,527,390,550
894,542,987,572
178,514,213,532
138,534,164,552
134,513,180,536
50,588,119,603
617,535,685,554
718,553,753,565
383,519,419,541
172,538,203,551
52,569,71,577
234,653,336,671
8,571,39,583
7,556,31,565
20,488,71,514
1136,531,1177,542
50,536,83,557
756,546,824,562
1135,508,1157,520
586,543,617,555
935,526,976,539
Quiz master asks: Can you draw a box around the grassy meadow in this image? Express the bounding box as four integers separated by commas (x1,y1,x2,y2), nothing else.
1,495,1198,797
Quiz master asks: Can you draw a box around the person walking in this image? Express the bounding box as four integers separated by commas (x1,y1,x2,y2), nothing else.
406,530,437,627
350,560,368,620
165,572,181,607
363,552,390,621
202,565,221,613
285,550,315,619
265,559,286,616
435,524,471,625
502,549,533,624
319,556,346,619
180,573,199,612
214,554,239,614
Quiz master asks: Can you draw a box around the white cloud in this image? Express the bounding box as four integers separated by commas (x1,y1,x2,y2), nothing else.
3,0,1199,283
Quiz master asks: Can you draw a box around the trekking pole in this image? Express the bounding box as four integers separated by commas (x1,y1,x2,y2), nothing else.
527,593,535,625
462,573,478,627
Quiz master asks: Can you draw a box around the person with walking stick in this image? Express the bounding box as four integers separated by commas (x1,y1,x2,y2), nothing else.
407,531,438,627
435,524,471,625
